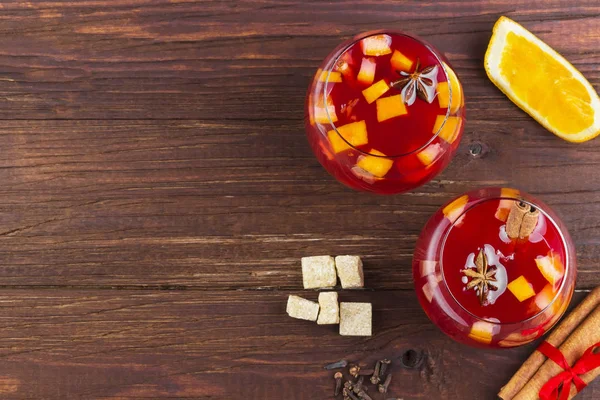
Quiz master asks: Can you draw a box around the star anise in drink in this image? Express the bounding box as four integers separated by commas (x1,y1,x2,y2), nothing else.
390,58,438,106
462,249,498,306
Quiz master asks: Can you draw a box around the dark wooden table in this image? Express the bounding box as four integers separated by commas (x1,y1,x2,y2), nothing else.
0,1,598,399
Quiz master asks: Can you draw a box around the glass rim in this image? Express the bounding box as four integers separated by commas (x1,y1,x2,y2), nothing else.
438,192,573,327
322,30,454,159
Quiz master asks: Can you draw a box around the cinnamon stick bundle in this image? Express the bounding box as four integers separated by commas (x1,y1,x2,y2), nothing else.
506,201,539,240
499,287,600,399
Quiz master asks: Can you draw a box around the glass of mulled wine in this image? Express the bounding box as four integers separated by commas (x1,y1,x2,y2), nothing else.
305,31,465,194
413,187,576,348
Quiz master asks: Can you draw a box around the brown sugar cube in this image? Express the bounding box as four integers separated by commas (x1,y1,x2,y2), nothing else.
339,302,372,336
301,255,337,289
286,295,319,321
317,292,339,325
335,255,364,289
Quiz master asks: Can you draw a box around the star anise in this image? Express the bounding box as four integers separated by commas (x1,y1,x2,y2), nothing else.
462,249,498,306
390,58,438,106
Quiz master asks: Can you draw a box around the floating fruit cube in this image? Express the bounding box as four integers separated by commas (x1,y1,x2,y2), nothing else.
327,130,351,154
376,94,408,122
432,115,461,144
495,189,521,221
336,52,356,81
501,188,520,197
357,149,393,178
360,34,392,56
422,276,441,303
468,321,495,344
351,166,381,184
357,58,376,85
534,284,557,311
442,194,468,223
419,260,437,277
437,62,463,113
495,199,514,222
507,275,536,302
313,95,338,124
535,252,565,286
417,143,442,166
319,70,343,83
362,79,390,104
327,120,368,153
390,50,414,72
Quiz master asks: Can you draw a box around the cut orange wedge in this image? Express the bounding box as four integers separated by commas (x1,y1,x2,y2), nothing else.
485,16,600,143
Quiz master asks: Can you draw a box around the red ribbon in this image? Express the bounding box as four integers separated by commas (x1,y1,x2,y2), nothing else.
537,340,600,400
522,324,546,339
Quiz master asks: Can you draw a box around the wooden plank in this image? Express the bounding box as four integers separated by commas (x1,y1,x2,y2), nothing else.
0,120,598,288
0,1,596,120
0,289,594,399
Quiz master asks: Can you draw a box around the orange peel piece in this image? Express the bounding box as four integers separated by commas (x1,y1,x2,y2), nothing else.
437,62,463,113
442,195,468,223
327,120,368,153
432,115,461,144
376,94,407,122
361,34,392,56
357,58,376,85
390,50,414,72
535,252,565,287
507,275,536,302
469,321,495,344
416,143,442,166
362,79,390,104
356,149,393,178
319,70,342,83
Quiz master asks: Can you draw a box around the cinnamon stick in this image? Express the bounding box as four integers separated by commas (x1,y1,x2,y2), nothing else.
498,287,600,399
519,208,539,239
513,305,600,399
506,202,529,239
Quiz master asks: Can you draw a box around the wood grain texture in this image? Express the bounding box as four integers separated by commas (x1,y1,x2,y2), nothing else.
0,0,598,398
0,289,594,400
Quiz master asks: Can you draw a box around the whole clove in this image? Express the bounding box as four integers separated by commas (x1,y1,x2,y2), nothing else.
345,388,360,400
378,374,392,393
379,359,391,377
352,376,365,394
344,380,353,390
342,387,351,400
356,389,372,400
370,360,382,384
325,359,348,370
334,372,343,396
349,364,360,377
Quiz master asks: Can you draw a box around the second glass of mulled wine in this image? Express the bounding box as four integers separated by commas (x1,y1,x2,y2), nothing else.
413,188,576,348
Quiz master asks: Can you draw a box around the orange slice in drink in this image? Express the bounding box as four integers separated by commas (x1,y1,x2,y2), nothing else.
507,275,536,302
376,94,407,122
327,120,368,153
469,321,495,345
360,34,392,56
357,150,393,178
535,252,565,286
485,16,600,142
442,194,468,223
390,50,413,72
437,62,463,114
432,115,461,144
357,58,376,85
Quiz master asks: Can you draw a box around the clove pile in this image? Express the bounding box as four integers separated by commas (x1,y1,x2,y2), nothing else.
327,359,398,399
